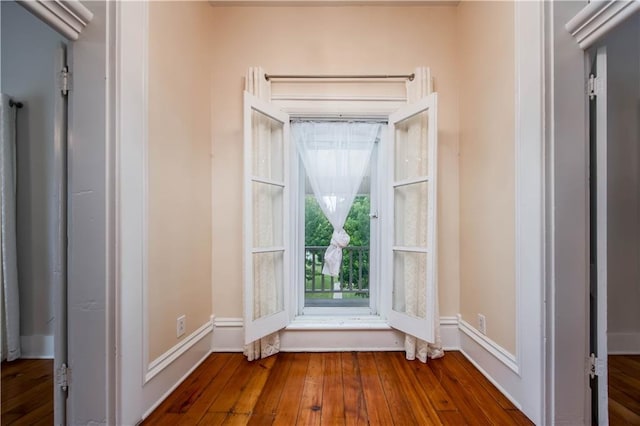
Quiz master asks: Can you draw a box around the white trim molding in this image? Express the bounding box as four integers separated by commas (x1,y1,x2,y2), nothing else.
458,316,518,374
513,1,545,423
459,345,522,411
608,332,640,355
212,316,460,352
17,0,93,40
565,0,640,49
439,316,461,351
209,0,455,5
140,331,212,422
145,317,214,382
211,317,244,352
116,1,148,424
20,335,54,359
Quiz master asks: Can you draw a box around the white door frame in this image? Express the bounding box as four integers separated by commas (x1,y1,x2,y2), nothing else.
14,1,115,424
65,1,116,424
562,2,640,424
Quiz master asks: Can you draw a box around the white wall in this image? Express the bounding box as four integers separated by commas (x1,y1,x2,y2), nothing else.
605,15,640,355
0,0,66,358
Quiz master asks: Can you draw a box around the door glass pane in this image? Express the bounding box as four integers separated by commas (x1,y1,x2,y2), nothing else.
252,109,284,182
392,251,427,319
394,182,428,247
394,111,429,181
252,182,283,248
252,251,284,321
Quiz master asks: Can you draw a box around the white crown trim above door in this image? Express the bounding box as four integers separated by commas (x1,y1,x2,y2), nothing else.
16,0,93,40
565,0,640,49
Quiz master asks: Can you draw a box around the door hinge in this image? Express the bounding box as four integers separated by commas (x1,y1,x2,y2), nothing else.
588,74,602,100
59,66,71,96
589,353,605,379
56,363,70,391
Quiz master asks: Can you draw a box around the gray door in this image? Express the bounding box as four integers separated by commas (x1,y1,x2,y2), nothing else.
588,46,609,426
53,43,69,426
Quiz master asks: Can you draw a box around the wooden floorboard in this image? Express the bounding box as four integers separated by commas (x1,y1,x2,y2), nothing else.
297,353,324,426
142,351,533,426
356,352,394,425
273,353,309,425
1,359,53,426
340,352,367,426
374,352,420,425
403,352,457,412
609,354,640,425
386,352,441,425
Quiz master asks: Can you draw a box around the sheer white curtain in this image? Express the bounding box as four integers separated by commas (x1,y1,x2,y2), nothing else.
1,94,21,361
244,67,282,361
293,122,380,277
404,67,443,362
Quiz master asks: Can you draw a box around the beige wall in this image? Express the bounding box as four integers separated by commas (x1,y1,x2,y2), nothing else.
148,1,213,361
210,5,461,318
457,1,516,353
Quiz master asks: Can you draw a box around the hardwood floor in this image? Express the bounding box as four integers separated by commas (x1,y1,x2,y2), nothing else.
1,359,53,425
609,355,640,425
143,351,533,425
3,353,638,424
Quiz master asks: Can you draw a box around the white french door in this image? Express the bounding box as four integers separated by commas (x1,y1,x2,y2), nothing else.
385,94,438,343
243,92,291,344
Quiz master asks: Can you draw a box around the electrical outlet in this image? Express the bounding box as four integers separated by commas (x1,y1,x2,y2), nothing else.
478,314,487,335
177,315,186,338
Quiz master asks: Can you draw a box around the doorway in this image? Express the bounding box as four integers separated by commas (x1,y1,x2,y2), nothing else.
589,13,640,425
299,121,381,313
0,1,69,423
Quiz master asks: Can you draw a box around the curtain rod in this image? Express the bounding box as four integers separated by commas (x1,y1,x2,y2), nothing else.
9,100,23,109
265,73,415,81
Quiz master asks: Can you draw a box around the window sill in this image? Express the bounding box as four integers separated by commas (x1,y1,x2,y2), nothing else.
286,315,391,331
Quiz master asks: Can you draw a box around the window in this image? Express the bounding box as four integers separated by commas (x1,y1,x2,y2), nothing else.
243,91,438,344
301,135,379,312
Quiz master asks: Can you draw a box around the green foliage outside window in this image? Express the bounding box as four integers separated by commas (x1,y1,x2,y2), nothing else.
305,195,370,297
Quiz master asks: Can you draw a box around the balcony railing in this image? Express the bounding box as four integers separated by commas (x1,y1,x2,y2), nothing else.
305,246,369,307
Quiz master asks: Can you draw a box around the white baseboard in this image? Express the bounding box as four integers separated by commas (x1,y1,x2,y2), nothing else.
141,317,214,421
608,331,640,354
211,317,244,352
212,316,461,352
458,316,518,373
145,317,214,382
20,335,54,359
280,328,406,351
458,317,522,410
440,316,460,350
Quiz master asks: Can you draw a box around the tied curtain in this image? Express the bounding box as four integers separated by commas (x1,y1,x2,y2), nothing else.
292,122,380,278
1,94,20,361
